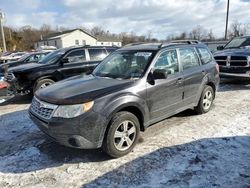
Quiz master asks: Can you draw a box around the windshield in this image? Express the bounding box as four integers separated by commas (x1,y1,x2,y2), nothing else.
18,53,31,61
38,49,64,64
93,51,155,79
224,37,250,49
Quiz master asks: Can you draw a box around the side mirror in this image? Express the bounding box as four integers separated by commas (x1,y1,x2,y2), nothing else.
152,69,168,79
217,45,224,50
60,58,69,64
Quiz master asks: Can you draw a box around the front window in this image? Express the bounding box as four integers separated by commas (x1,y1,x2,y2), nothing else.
93,51,155,79
154,50,179,75
38,49,64,64
65,49,86,63
224,37,250,49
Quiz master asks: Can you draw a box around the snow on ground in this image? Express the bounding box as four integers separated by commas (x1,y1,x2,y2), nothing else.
0,80,249,188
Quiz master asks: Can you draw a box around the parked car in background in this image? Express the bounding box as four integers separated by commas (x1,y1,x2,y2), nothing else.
36,45,57,52
203,41,228,53
214,36,250,79
4,46,118,95
29,41,219,157
0,52,27,63
0,52,49,78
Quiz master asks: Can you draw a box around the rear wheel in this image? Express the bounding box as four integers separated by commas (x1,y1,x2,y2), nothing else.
102,111,140,158
33,78,55,93
195,85,214,114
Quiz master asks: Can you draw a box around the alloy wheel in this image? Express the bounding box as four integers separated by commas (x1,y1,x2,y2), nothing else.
203,90,213,110
113,120,136,151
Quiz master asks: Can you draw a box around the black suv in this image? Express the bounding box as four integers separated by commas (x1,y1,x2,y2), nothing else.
0,52,49,77
4,46,118,95
29,41,219,157
214,36,250,79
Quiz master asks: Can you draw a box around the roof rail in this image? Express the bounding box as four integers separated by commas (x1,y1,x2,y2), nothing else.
124,42,148,47
159,40,202,48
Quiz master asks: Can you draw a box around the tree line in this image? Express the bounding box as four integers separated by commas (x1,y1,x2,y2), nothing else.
0,20,248,51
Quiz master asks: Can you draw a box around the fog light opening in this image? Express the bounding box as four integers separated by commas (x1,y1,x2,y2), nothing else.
68,138,80,147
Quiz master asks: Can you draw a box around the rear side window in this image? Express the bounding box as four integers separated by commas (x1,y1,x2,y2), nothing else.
66,49,86,63
197,47,213,64
88,49,107,61
179,48,200,70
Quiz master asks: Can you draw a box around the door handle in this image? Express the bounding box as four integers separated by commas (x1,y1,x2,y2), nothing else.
177,78,183,84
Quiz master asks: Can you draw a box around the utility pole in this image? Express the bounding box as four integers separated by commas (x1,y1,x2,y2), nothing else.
224,0,230,40
0,11,7,52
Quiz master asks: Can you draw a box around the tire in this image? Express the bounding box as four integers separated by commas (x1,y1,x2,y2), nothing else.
102,111,140,158
195,85,214,114
33,78,55,93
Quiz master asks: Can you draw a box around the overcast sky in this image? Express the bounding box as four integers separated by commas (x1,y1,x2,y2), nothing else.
0,0,250,39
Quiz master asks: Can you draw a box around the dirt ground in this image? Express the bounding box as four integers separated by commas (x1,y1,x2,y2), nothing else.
0,79,249,188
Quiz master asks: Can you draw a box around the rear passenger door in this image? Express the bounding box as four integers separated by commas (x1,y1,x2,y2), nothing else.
178,47,204,106
86,48,108,72
60,49,88,77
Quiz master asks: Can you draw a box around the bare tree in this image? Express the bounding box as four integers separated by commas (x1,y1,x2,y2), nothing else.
207,29,216,41
228,20,247,39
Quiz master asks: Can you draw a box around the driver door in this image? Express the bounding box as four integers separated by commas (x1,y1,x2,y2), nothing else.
146,49,184,122
59,49,87,78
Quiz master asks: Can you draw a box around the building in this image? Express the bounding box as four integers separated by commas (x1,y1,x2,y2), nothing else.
35,29,122,49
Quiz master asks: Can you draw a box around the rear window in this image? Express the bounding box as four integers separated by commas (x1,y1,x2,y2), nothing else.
197,47,213,64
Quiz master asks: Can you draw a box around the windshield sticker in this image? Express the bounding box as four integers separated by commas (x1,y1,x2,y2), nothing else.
135,52,152,57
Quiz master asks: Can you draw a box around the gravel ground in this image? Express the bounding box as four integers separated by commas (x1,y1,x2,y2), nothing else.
0,80,249,188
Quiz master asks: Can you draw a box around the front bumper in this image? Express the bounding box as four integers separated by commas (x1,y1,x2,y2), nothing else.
29,109,107,149
219,66,250,79
220,72,250,79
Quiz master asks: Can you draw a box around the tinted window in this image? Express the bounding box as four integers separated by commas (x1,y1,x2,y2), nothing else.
88,49,107,61
179,48,200,70
197,47,213,64
66,49,86,63
154,50,179,75
106,48,117,54
27,54,41,62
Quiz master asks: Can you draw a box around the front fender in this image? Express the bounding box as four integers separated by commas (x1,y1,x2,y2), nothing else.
94,94,149,145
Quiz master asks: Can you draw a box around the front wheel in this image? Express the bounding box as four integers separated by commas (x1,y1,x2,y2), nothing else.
195,85,214,114
102,111,140,158
33,78,55,93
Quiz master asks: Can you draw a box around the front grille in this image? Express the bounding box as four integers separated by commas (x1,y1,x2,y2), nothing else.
30,97,58,120
214,56,227,66
4,72,16,82
214,56,249,67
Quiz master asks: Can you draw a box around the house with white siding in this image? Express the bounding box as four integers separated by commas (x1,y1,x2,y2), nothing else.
35,29,122,49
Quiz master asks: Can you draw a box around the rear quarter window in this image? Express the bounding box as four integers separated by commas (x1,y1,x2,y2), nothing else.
197,47,213,64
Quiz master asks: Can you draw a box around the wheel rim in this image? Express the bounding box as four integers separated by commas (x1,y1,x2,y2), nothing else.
40,82,53,89
113,120,136,151
203,90,213,110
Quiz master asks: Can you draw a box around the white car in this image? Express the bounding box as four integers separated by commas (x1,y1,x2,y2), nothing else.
0,52,27,62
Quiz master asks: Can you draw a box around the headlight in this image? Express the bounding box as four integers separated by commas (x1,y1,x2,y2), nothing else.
53,101,94,118
247,56,250,65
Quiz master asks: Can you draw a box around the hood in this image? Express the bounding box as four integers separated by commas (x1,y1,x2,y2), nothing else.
8,63,44,73
214,48,250,57
35,74,134,105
